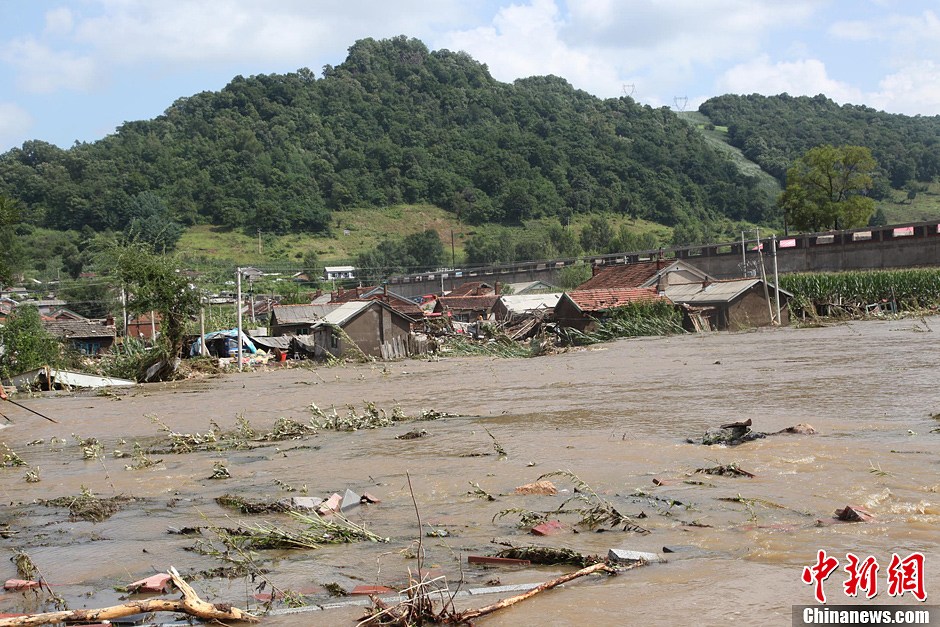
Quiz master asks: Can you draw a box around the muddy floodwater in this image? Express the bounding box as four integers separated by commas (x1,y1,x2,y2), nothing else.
1,317,939,626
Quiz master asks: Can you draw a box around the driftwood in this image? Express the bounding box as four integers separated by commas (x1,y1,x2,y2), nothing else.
0,567,258,627
458,561,637,621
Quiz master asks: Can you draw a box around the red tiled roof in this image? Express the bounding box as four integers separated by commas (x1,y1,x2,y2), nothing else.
566,287,666,313
331,286,378,303
436,295,499,311
447,281,494,297
576,261,663,290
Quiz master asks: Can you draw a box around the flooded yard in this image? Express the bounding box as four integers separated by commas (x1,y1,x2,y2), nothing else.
1,317,939,625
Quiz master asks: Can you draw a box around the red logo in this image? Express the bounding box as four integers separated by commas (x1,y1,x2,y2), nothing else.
803,551,926,603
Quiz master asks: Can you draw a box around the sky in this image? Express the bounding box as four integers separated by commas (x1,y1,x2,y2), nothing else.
2,0,940,152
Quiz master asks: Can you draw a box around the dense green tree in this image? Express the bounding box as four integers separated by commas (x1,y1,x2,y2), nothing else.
778,145,877,232
105,243,201,358
701,94,940,192
354,229,445,283
579,215,614,253
0,196,23,283
0,36,772,248
0,306,65,378
124,191,184,253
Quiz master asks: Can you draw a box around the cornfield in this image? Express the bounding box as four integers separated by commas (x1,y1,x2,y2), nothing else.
779,268,940,313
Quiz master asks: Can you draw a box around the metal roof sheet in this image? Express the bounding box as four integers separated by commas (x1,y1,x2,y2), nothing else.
497,293,562,314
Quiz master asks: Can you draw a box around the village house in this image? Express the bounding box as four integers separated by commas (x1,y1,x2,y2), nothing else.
554,287,668,332
502,280,559,295
329,285,424,317
324,265,356,281
42,319,117,356
446,281,495,297
491,293,562,322
292,300,416,360
432,294,499,322
663,279,792,331
17,298,67,316
269,303,340,336
577,259,713,292
126,311,161,340
47,308,88,322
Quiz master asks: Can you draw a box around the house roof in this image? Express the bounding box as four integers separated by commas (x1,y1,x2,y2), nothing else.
664,279,793,305
564,287,666,313
43,319,116,339
17,299,67,308
436,295,499,311
271,303,340,325
447,281,494,297
576,262,663,290
577,260,713,291
497,293,562,315
324,265,356,273
329,286,423,316
330,286,378,303
504,280,559,294
318,299,417,328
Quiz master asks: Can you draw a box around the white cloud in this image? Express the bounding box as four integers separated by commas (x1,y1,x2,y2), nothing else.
44,7,74,37
0,102,34,149
2,38,99,94
440,0,824,103
1,0,474,95
717,56,863,103
868,61,940,115
69,0,472,65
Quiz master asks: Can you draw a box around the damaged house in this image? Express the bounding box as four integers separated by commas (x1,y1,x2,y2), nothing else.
554,287,669,332
291,300,417,360
663,279,792,330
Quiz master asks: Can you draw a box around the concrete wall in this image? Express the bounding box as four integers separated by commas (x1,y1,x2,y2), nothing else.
385,222,940,299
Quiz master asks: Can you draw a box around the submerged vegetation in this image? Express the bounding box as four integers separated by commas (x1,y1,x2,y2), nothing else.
560,300,686,345
781,268,940,315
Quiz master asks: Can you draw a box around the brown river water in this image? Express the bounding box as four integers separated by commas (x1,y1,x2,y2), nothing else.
1,317,938,626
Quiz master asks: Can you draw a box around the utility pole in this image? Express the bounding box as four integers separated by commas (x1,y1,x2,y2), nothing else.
772,235,781,325
451,230,456,269
200,304,207,356
740,231,747,278
236,267,243,372
258,229,262,255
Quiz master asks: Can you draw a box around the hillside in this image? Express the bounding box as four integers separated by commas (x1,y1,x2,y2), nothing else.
699,94,940,191
0,36,772,244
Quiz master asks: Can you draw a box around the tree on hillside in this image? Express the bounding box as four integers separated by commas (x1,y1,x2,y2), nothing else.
778,145,877,232
580,216,614,253
0,196,23,283
355,229,445,283
123,192,184,253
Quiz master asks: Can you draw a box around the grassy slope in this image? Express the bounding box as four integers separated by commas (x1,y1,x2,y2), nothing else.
176,205,673,268
677,111,782,200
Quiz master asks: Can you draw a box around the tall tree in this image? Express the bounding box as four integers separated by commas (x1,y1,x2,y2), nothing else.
778,145,877,232
106,242,200,358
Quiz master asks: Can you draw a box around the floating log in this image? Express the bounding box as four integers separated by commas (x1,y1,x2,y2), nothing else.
0,567,257,627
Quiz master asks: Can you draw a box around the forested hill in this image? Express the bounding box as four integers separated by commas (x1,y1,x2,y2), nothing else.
0,36,772,238
699,94,940,193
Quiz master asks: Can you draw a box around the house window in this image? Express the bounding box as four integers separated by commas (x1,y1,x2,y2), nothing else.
330,333,338,349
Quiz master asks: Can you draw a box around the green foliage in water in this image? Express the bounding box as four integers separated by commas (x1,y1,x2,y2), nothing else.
779,268,940,311
561,300,686,345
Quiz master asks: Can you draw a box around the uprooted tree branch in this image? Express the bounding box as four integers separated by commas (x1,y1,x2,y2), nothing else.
0,567,258,627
